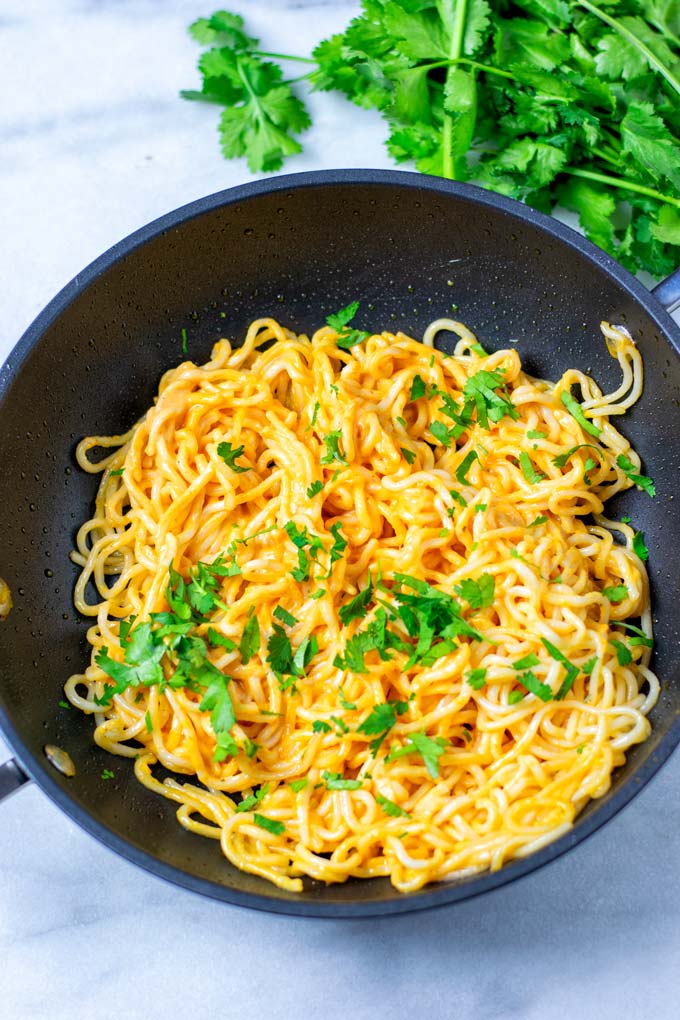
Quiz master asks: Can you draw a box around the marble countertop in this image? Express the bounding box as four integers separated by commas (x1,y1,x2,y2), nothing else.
2,2,680,1017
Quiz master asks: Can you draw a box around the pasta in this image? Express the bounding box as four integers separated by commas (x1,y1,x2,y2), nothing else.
65,313,658,893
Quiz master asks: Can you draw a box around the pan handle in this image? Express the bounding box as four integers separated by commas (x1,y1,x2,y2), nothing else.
0,758,30,803
652,266,680,313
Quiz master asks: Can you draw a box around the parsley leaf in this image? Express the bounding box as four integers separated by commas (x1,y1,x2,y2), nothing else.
610,638,633,666
321,430,347,465
617,455,656,497
376,793,410,818
454,574,495,610
519,451,545,484
307,480,323,498
326,300,360,331
339,575,374,625
560,392,601,438
602,584,629,603
322,770,362,791
217,440,249,472
410,375,427,401
253,813,286,835
632,530,649,561
466,667,487,690
385,730,450,779
456,450,479,485
239,608,260,664
273,605,298,627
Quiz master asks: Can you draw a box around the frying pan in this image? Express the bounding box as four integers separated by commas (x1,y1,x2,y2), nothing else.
1,169,680,918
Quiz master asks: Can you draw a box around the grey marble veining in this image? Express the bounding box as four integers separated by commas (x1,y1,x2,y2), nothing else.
2,3,680,1018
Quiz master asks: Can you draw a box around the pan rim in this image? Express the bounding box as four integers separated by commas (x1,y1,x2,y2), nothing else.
2,167,680,917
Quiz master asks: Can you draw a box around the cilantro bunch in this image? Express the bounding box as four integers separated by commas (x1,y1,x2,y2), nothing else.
182,2,680,276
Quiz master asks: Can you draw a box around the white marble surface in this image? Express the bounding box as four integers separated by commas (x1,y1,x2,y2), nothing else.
1,2,680,1018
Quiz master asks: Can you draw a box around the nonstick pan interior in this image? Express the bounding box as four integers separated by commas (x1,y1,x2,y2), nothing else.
1,170,680,916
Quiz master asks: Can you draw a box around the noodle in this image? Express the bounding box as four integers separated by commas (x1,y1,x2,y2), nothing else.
65,314,658,893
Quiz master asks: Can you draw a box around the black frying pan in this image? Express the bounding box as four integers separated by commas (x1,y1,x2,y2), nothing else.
1,169,680,917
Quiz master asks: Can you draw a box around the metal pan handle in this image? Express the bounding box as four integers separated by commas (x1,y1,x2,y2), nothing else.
652,266,680,313
0,759,30,802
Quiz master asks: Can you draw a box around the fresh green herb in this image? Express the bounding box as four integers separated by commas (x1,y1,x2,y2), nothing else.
217,440,249,472
273,605,298,628
144,710,153,733
449,490,467,508
541,638,580,700
58,699,70,710
307,480,323,498
253,813,285,835
402,447,416,465
474,503,488,514
330,714,349,735
329,522,348,565
284,521,325,582
469,342,486,357
456,450,479,486
326,300,371,349
267,623,318,689
313,720,332,734
582,656,598,675
244,738,259,758
396,415,408,428
632,530,649,561
560,392,601,438
322,770,362,791
181,327,188,354
376,793,410,818
409,375,427,402
576,744,585,755
109,468,125,477
339,575,374,625
617,455,656,497
513,653,540,670
357,700,409,755
101,768,115,780
214,731,240,761
616,621,654,648
466,667,487,690
320,430,347,465
185,4,680,278
236,784,269,812
528,515,548,528
610,639,633,665
429,419,455,448
454,574,495,610
310,588,326,600
339,687,357,710
207,627,237,651
519,451,545,484
290,778,309,792
508,690,524,705
527,429,546,440
308,401,320,429
602,584,629,603
385,730,450,780
516,670,553,702
463,369,518,429
239,608,261,664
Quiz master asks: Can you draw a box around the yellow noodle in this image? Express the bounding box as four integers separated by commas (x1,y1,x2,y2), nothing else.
65,316,658,893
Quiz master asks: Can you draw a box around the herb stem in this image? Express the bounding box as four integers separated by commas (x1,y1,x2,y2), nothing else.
254,50,316,64
576,0,680,98
563,166,680,209
441,0,469,180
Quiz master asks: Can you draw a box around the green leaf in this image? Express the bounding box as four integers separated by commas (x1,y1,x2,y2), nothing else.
621,102,680,191
239,609,260,664
253,813,285,835
273,605,298,628
339,576,374,625
558,178,617,255
610,639,633,666
463,0,493,56
217,440,249,472
513,653,540,669
632,530,649,561
381,3,449,60
290,778,309,792
456,450,479,485
519,451,545,484
199,672,236,735
602,584,629,603
492,139,567,190
466,667,487,690
454,574,495,610
410,374,427,401
326,300,360,330
189,11,258,49
494,17,570,70
560,391,602,437
516,670,553,702
650,204,680,244
617,454,656,497
376,793,410,818
511,0,572,29
385,730,449,779
321,430,347,465
322,770,362,791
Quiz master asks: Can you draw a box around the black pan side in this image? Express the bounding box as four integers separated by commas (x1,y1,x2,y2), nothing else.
1,169,680,917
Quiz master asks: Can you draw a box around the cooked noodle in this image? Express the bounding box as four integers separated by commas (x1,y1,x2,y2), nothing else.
65,315,658,892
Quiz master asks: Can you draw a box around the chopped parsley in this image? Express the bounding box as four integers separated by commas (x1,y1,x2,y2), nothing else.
320,430,347,465
239,608,261,664
617,455,656,497
313,720,332,734
307,480,323,498
376,794,410,818
541,638,580,700
357,700,409,755
466,667,487,690
385,731,450,779
253,813,285,835
516,670,553,702
610,639,633,666
527,429,546,440
326,300,370,349
519,451,545,484
181,327,188,354
338,575,374,625
409,375,427,402
552,443,602,469
290,778,308,792
322,770,362,791
632,531,649,561
217,440,249,472
454,574,495,610
513,653,540,670
560,391,601,438
109,468,125,477
508,690,524,705
144,710,153,733
463,368,518,429
101,768,115,780
402,447,416,465
602,584,629,603
273,605,298,628
456,450,479,486
338,687,357,710
308,401,320,430
616,622,653,648
329,522,348,565
236,784,269,813
528,515,548,528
